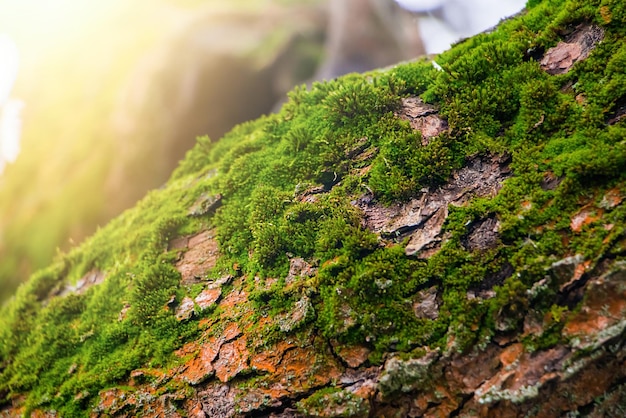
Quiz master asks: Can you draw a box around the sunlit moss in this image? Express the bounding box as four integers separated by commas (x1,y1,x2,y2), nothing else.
1,0,626,414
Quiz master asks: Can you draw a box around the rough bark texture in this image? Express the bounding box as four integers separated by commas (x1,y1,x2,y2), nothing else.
2,1,626,417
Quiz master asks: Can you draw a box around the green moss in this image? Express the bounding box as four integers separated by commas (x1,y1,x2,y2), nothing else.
377,351,440,397
368,128,456,202
2,0,626,414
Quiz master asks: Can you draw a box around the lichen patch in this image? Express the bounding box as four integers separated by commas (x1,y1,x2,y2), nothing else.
277,295,312,332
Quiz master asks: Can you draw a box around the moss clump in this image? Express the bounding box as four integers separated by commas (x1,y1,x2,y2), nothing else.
1,0,626,415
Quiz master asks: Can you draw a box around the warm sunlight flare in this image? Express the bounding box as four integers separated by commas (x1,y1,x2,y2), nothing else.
0,99,23,172
0,33,21,174
0,0,202,302
0,34,18,104
0,1,137,176
1,0,117,43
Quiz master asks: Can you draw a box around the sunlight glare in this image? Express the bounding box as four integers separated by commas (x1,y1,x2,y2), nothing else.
0,33,21,175
0,34,18,105
0,99,23,173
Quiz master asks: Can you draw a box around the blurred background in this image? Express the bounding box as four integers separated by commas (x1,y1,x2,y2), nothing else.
0,0,524,304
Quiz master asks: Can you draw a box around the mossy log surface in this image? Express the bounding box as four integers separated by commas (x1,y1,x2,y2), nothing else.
3,0,626,416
